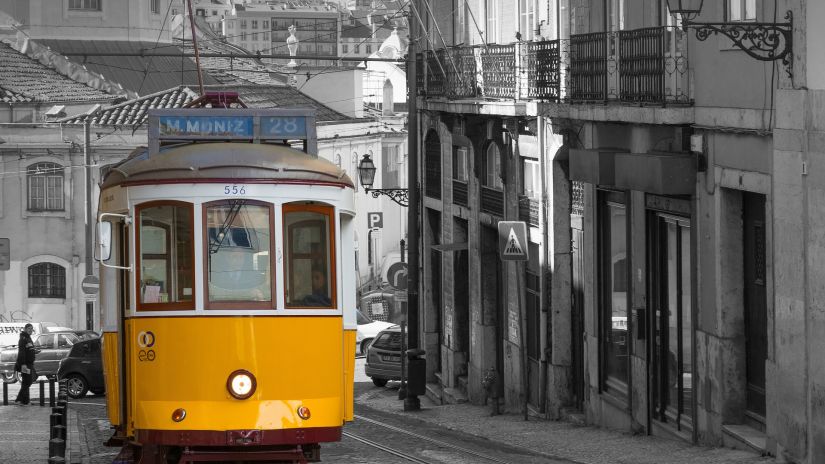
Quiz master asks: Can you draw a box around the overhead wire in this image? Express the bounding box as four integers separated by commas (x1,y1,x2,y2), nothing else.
137,0,175,96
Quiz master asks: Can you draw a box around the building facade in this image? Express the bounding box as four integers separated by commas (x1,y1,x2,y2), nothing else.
413,0,822,462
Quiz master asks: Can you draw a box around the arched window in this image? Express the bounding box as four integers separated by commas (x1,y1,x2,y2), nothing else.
27,162,64,211
28,263,66,298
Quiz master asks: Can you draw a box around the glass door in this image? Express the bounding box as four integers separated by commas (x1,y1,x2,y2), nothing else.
650,213,693,432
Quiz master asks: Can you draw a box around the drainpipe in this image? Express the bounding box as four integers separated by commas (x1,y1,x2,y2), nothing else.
538,117,549,415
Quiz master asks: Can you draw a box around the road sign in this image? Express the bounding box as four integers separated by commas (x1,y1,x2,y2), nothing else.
498,221,529,261
81,275,99,295
0,238,9,271
387,262,408,290
368,212,384,229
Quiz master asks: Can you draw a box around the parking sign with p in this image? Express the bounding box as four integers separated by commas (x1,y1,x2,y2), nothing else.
368,212,383,229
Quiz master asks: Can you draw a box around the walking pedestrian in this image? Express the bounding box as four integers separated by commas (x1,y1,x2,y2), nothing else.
14,323,37,405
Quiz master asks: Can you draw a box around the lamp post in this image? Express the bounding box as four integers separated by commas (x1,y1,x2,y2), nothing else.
357,154,409,207
666,0,793,77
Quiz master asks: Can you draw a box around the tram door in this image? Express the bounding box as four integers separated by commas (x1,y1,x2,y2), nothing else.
117,222,131,435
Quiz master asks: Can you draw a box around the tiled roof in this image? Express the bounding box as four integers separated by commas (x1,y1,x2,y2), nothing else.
35,40,220,96
61,84,355,126
0,42,114,103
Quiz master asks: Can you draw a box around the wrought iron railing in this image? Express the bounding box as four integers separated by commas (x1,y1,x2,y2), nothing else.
480,44,517,99
453,180,468,207
416,26,690,105
481,187,504,216
416,52,425,95
519,195,540,227
569,32,608,101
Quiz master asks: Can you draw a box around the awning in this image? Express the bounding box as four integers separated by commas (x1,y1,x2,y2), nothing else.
614,152,696,195
569,148,626,186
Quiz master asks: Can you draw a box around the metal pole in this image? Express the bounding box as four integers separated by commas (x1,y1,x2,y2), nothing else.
404,0,422,412
398,240,407,400
84,119,93,330
186,0,205,95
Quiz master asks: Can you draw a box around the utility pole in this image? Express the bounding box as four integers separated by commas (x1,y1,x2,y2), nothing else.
404,0,422,412
84,119,94,330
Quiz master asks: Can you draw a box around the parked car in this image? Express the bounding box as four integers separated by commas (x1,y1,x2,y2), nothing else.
364,325,404,387
72,330,101,341
0,331,80,383
356,309,394,356
57,338,104,399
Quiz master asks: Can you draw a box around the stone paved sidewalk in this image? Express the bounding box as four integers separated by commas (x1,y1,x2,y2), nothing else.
355,387,774,464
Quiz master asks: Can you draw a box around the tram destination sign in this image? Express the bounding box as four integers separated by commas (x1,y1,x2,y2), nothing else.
149,108,317,154
159,115,253,137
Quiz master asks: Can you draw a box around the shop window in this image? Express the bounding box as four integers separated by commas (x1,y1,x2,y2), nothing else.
27,162,64,212
204,200,274,309
28,262,66,298
136,202,194,310
283,203,336,308
598,190,629,396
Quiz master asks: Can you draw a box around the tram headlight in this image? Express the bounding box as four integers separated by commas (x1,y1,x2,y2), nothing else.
227,369,257,400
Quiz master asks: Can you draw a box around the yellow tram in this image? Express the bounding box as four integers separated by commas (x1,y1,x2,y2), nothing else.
95,106,356,463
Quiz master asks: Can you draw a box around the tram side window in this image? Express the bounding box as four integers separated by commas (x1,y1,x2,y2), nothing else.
205,201,273,307
283,204,336,308
136,203,195,310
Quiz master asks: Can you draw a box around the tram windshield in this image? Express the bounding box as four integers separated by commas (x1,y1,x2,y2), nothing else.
283,203,335,308
136,203,194,309
205,201,273,306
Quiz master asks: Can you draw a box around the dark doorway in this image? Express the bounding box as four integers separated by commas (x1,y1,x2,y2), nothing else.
571,220,585,410
743,193,767,429
455,249,470,367
431,248,443,374
481,226,504,398
649,212,693,434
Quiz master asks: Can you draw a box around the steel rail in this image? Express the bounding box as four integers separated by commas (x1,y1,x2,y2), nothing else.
343,431,431,464
353,414,514,464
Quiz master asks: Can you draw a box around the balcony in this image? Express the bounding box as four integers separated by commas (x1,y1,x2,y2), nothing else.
417,26,690,106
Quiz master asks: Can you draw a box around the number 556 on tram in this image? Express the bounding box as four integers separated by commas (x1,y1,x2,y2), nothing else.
95,108,357,463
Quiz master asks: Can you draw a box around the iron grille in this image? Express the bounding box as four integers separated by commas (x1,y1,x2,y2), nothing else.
569,32,607,101
416,52,425,95
481,187,504,217
426,50,445,97
453,180,468,207
572,181,585,216
618,27,665,103
440,47,478,99
28,262,66,298
519,195,540,227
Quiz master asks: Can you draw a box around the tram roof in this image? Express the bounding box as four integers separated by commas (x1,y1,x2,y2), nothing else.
100,142,354,190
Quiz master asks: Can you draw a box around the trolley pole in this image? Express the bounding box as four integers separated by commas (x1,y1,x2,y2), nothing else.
404,0,422,412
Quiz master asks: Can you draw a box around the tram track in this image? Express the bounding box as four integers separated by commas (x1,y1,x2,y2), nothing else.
347,414,519,464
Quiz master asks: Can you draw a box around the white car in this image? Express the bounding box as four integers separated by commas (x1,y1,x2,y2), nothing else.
356,309,394,356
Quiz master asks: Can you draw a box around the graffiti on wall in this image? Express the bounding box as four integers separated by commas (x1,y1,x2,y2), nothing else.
0,310,34,323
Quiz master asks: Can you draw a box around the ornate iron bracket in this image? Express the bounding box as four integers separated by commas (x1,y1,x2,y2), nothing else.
685,11,793,78
366,188,409,207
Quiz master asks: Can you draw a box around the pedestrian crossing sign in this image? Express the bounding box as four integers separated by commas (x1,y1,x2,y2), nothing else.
498,221,528,261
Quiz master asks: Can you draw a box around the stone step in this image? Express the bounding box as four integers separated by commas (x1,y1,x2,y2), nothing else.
425,382,443,405
722,424,768,456
442,387,468,404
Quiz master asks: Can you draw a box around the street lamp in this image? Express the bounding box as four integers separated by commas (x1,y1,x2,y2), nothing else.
357,154,409,207
666,0,793,77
